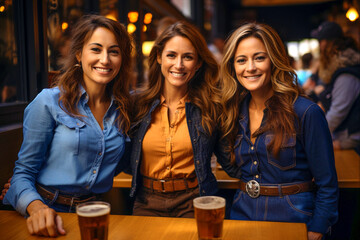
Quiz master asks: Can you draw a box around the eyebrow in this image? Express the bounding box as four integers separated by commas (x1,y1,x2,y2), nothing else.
235,51,267,59
88,43,120,48
164,50,196,55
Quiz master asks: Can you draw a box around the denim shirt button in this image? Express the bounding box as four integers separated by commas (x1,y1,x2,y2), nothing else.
250,146,254,151
196,160,200,165
255,175,259,178
254,161,257,165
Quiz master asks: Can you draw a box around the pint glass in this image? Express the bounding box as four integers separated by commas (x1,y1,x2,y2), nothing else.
193,196,226,240
76,201,111,240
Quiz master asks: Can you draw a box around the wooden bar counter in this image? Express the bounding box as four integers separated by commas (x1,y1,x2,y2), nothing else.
114,149,360,189
333,149,360,188
0,210,307,240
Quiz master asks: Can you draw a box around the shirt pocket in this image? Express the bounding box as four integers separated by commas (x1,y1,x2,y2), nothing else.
57,115,85,155
265,134,296,170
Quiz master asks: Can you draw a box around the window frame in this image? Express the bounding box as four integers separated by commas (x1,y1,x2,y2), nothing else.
0,0,48,128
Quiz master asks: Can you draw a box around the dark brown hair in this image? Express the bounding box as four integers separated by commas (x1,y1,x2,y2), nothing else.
133,21,220,135
54,15,133,134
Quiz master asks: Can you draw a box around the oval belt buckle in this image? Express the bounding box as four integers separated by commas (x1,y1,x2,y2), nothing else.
246,180,260,198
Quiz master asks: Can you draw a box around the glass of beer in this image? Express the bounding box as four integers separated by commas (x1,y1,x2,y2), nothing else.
193,196,226,240
76,201,111,240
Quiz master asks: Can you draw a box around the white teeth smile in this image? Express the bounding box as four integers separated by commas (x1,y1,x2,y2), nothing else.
94,67,111,72
171,72,186,77
245,75,260,80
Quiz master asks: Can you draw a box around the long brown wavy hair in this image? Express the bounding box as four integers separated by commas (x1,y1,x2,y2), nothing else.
132,21,220,135
54,15,133,135
220,23,303,161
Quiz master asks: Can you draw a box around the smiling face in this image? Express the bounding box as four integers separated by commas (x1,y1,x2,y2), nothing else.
77,27,122,88
233,36,272,95
157,36,201,93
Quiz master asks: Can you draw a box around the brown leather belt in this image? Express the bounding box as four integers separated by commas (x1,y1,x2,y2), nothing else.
143,177,198,193
36,184,96,206
239,180,314,198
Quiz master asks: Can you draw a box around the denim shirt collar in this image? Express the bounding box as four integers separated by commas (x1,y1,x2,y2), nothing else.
238,93,269,136
79,84,115,109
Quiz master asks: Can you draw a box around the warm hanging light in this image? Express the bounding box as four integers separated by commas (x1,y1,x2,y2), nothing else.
144,13,152,24
142,41,154,56
143,25,147,32
61,22,69,31
127,23,136,34
346,7,359,21
128,11,139,23
0,0,5,12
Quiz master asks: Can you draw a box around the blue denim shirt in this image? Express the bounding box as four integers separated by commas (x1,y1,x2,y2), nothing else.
234,94,338,234
129,99,241,197
4,87,128,216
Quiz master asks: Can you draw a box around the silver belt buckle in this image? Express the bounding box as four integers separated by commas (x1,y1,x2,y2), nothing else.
246,180,260,198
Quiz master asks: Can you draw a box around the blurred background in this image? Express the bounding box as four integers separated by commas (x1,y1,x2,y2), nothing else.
0,0,359,124
0,1,359,239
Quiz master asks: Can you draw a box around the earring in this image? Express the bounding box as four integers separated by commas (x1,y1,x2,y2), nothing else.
75,62,81,67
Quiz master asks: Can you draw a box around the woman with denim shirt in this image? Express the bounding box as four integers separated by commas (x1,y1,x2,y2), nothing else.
220,23,338,240
130,21,240,217
3,15,132,237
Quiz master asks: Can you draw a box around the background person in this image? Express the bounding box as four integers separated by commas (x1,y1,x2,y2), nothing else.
220,22,338,240
296,52,314,86
208,34,225,64
129,21,240,217
311,21,360,150
2,15,132,237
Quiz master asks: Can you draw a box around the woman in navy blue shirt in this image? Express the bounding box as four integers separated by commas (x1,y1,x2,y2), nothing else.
219,23,338,240
3,15,132,237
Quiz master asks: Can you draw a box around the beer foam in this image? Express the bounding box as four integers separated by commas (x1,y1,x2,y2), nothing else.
77,204,110,217
193,196,225,210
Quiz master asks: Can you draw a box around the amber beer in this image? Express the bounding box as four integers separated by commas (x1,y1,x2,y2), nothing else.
193,196,226,240
76,201,110,240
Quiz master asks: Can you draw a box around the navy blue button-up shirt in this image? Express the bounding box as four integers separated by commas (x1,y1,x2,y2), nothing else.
4,87,127,216
235,94,338,233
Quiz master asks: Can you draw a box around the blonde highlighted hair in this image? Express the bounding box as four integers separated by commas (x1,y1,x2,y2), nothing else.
220,22,303,160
